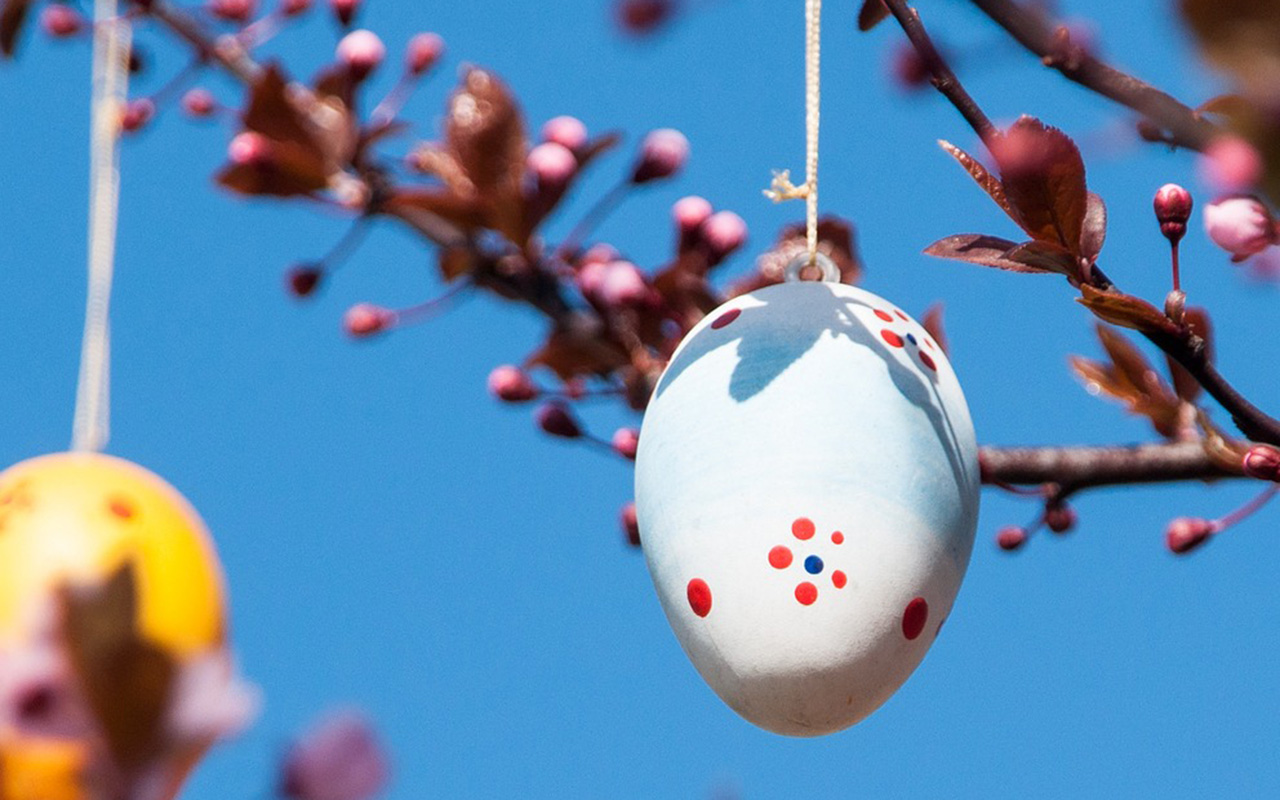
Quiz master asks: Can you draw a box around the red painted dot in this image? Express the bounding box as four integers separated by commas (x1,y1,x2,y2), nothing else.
918,352,937,371
768,545,793,569
924,338,935,350
832,570,847,589
902,597,929,640
895,310,909,321
107,497,135,520
880,330,904,347
710,308,741,329
831,531,844,545
687,579,712,617
874,309,893,322
795,582,818,605
792,517,815,540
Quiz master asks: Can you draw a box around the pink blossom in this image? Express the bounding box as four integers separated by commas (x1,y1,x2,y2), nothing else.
631,128,689,183
1198,136,1263,192
1203,196,1276,261
526,142,578,189
343,303,396,337
487,365,538,403
336,30,386,78
700,210,747,262
406,33,444,76
611,427,640,460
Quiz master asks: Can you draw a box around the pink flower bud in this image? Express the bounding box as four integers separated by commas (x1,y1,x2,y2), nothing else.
487,365,538,403
1198,135,1263,193
996,526,1027,551
527,142,578,190
631,128,689,183
620,501,641,547
329,0,358,26
700,210,747,264
406,32,444,76
337,29,385,78
611,427,640,460
286,264,323,298
541,115,588,152
1203,196,1276,261
672,195,712,236
535,403,582,439
208,0,256,23
579,244,620,266
281,0,311,15
228,131,273,166
120,98,155,134
1043,503,1076,534
1153,183,1193,245
40,4,83,37
1242,444,1280,482
616,0,675,35
182,88,217,118
343,303,395,338
596,261,652,308
1166,516,1216,555
280,710,388,800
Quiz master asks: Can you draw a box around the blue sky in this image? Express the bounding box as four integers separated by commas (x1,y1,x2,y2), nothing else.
2,0,1278,797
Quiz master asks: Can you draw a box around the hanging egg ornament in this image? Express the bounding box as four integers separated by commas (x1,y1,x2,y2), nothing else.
0,452,227,656
635,257,980,736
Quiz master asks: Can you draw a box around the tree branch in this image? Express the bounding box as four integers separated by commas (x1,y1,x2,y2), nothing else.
980,440,1243,495
966,0,1221,151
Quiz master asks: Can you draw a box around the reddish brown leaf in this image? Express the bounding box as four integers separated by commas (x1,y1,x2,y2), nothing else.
857,0,890,31
438,245,478,282
1070,325,1183,437
216,139,331,197
939,140,1018,223
445,68,529,246
991,116,1089,255
244,65,321,156
58,562,177,771
1180,0,1280,101
381,188,486,235
921,303,949,355
0,0,31,57
1080,192,1107,262
1197,94,1255,121
1076,285,1179,336
1003,240,1078,276
526,327,629,381
923,234,1056,274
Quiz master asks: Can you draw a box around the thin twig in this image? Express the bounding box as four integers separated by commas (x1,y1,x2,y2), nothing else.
967,0,1220,151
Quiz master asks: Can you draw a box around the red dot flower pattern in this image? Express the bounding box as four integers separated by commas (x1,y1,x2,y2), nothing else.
873,307,939,375
769,517,848,606
685,516,933,643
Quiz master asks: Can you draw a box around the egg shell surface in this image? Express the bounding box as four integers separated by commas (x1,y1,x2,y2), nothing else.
635,281,980,736
0,452,226,657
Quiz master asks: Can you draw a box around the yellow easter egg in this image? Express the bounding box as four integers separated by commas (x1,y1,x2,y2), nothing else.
0,452,225,658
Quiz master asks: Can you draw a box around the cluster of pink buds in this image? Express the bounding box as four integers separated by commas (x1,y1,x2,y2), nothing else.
673,195,747,267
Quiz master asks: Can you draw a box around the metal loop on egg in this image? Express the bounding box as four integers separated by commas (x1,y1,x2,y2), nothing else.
783,252,840,283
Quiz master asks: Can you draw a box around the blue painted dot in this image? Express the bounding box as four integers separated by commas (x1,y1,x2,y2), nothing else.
804,555,824,575
906,333,918,346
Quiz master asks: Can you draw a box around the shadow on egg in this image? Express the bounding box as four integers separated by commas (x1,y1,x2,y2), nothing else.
656,282,973,493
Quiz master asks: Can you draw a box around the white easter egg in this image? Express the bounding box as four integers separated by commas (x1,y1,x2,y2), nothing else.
635,280,979,736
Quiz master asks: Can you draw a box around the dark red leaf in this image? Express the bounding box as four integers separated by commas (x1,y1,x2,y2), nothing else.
0,0,32,57
438,245,478,282
1003,240,1079,276
857,0,890,31
939,140,1018,223
575,131,622,172
1070,325,1183,437
991,116,1089,255
923,234,1056,274
1080,192,1107,262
